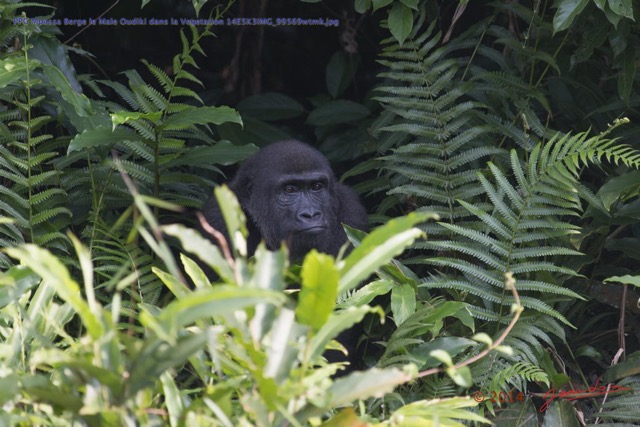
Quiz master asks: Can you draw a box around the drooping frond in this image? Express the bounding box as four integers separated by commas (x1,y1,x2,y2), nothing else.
370,20,506,232
0,61,72,261
423,122,639,328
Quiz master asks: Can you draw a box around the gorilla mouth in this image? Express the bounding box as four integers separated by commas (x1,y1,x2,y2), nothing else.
298,226,327,235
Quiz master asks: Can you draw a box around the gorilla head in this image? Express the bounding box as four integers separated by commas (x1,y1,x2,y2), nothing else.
201,140,368,260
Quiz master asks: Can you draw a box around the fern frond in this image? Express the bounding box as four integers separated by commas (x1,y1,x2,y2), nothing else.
372,22,505,232
99,80,140,111
169,87,203,104
111,160,154,183
116,140,154,161
590,374,640,425
428,126,639,334
142,59,173,94
138,84,168,112
175,68,203,86
31,207,72,225
488,361,549,393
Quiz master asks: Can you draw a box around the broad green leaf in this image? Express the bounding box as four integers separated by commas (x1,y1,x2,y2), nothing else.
390,397,490,424
31,36,82,93
306,100,369,126
20,375,83,411
297,251,339,330
215,185,249,257
552,0,589,33
264,308,303,383
400,0,419,10
326,367,414,407
163,141,258,168
446,365,472,387
163,105,242,129
128,331,212,395
473,333,493,346
249,244,287,341
162,224,235,283
493,400,539,427
355,0,372,13
157,286,285,333
337,279,393,308
68,126,143,153
180,254,209,289
0,374,18,405
541,399,581,426
111,111,162,127
603,4,623,26
30,348,122,390
69,233,98,316
607,0,634,19
4,245,104,339
0,58,38,88
320,408,364,427
605,238,640,260
307,305,382,362
153,267,190,298
339,212,434,294
604,274,640,287
191,0,208,14
575,345,601,359
373,0,394,12
388,3,413,44
412,337,476,369
597,170,640,209
602,356,640,382
251,243,287,292
160,372,183,427
326,52,359,99
422,302,471,337
617,47,636,100
42,64,93,117
390,283,415,325
430,349,453,366
0,266,40,309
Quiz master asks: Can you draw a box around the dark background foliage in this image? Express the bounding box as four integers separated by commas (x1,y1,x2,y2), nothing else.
2,0,640,425
45,0,382,115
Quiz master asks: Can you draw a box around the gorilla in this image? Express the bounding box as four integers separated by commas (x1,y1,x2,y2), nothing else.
201,140,368,260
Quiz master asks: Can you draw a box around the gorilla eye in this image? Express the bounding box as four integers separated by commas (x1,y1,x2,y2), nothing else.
311,182,324,191
283,185,297,194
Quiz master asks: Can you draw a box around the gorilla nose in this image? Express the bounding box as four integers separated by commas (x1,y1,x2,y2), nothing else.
299,209,321,220
297,210,325,233
298,209,322,224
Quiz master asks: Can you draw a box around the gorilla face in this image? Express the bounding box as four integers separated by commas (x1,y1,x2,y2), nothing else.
201,140,368,261
274,173,330,235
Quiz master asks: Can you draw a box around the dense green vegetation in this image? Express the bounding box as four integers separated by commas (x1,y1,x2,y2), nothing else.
1,0,639,425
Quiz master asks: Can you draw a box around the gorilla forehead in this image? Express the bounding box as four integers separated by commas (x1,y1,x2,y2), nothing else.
252,140,332,176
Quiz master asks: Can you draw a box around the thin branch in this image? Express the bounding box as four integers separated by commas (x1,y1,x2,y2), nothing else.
197,211,237,274
417,272,523,379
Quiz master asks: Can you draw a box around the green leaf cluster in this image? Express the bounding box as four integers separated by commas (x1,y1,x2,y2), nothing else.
352,4,640,422
0,183,491,425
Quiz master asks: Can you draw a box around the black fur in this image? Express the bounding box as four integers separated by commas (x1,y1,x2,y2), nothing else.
201,140,368,260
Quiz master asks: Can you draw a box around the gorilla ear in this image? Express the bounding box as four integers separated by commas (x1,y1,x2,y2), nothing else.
229,163,255,204
336,184,369,231
230,175,252,202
